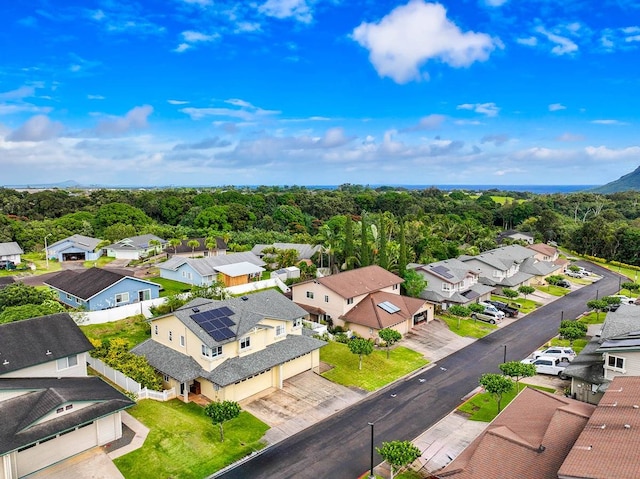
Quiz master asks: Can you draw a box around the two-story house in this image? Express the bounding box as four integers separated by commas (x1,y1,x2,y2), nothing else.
291,265,433,339
0,313,134,479
131,289,326,403
408,259,495,310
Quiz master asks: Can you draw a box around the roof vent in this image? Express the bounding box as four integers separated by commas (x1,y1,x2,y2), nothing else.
241,296,249,301
46,350,52,355
625,424,631,429
192,308,200,313
633,405,639,409
2,360,8,365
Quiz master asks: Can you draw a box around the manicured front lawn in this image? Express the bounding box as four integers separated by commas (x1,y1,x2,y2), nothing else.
320,341,428,391
535,284,569,297
491,295,539,314
114,399,269,479
148,277,192,297
440,315,497,338
80,315,150,347
83,255,116,268
458,383,556,422
578,311,603,325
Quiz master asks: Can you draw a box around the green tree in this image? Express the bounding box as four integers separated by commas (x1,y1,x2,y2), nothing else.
559,320,588,346
0,283,55,311
344,214,355,270
499,361,536,392
169,238,182,254
348,337,374,370
398,218,407,278
402,269,427,298
376,440,421,479
360,215,370,267
204,400,241,442
103,223,137,243
622,282,640,292
378,328,402,359
93,202,152,234
587,299,609,322
448,305,470,328
517,285,535,299
378,215,389,270
502,288,519,300
0,301,65,324
479,373,514,413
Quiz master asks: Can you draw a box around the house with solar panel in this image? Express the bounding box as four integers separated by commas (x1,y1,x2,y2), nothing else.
407,258,495,310
131,289,326,403
290,265,433,340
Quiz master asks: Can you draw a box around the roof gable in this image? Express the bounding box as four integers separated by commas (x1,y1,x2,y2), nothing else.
341,291,427,329
0,242,24,256
48,234,101,252
311,265,403,298
0,313,93,375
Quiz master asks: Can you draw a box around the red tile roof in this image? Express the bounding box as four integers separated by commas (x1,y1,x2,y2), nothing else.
438,387,595,479
558,376,640,479
313,265,403,298
527,243,558,257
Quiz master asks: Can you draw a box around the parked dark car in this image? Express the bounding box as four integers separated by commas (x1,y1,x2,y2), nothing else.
0,260,16,270
556,279,571,288
488,300,519,318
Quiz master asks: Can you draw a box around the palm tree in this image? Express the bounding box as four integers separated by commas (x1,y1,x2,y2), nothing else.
187,240,200,258
169,238,182,255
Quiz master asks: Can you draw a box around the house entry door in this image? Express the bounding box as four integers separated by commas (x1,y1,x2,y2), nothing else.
190,380,201,395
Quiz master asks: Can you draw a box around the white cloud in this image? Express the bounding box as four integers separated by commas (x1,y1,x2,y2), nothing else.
88,94,105,100
351,1,497,84
484,0,508,6
181,0,212,6
173,43,190,53
7,115,64,142
535,26,578,55
258,0,312,23
591,119,623,125
402,114,446,132
181,99,280,121
95,105,153,135
168,99,189,105
548,103,566,111
457,102,500,117
182,30,219,43
481,134,509,145
235,22,261,33
557,133,585,142
516,36,538,46
0,86,35,101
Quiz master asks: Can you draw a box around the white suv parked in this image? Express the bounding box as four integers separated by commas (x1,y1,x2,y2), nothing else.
533,347,576,362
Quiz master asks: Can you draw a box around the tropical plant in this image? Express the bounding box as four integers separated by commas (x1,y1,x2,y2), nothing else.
479,373,514,413
499,361,536,391
204,400,241,442
378,328,402,359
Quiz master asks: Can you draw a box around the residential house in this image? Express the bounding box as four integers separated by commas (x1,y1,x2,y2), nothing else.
106,234,167,260
158,252,266,286
291,265,433,337
558,376,640,479
0,313,134,479
131,289,326,403
527,242,569,271
168,237,228,258
44,267,160,311
251,243,322,265
408,258,494,310
458,244,563,292
497,230,535,245
46,234,104,262
437,387,595,479
564,304,640,405
0,242,23,265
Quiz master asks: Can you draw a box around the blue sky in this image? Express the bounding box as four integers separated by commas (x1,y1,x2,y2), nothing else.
2,0,640,187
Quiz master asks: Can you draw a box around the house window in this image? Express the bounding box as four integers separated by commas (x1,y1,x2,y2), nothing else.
293,317,302,328
182,271,192,280
202,345,223,358
180,335,185,347
115,292,129,304
276,325,285,337
393,284,399,290
442,283,451,291
347,298,353,305
56,355,78,371
306,291,314,299
66,404,73,410
66,293,72,300
163,374,170,382
607,355,625,371
57,407,64,414
154,325,158,335
240,337,251,351
324,295,329,303
139,289,151,301
168,331,173,342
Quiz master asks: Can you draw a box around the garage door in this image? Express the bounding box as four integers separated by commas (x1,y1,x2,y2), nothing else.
282,353,312,379
16,424,97,477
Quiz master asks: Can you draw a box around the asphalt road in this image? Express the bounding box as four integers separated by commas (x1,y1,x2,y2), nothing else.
216,262,625,479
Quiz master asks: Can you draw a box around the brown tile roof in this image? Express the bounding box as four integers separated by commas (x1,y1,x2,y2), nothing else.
438,387,595,479
558,376,640,479
527,243,558,257
340,291,427,330
314,265,403,298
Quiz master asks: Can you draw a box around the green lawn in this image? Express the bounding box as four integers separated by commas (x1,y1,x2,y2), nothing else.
491,295,539,314
83,255,116,268
535,284,569,297
320,342,428,391
148,277,192,297
549,337,589,354
0,252,63,276
114,399,269,479
440,315,497,338
458,383,557,422
578,311,604,325
80,315,150,347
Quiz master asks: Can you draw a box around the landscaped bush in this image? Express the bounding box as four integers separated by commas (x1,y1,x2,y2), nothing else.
90,338,162,390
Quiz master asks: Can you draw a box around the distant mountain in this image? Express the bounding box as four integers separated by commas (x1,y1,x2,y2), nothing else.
589,165,640,193
3,180,80,189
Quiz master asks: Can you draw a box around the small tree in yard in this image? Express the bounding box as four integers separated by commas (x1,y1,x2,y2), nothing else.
204,400,241,442
376,440,422,479
568,265,581,273
499,361,536,392
622,282,640,293
479,373,514,413
587,299,608,322
378,328,402,359
559,320,588,346
518,285,535,299
348,337,374,370
448,305,470,328
468,303,484,321
502,288,519,300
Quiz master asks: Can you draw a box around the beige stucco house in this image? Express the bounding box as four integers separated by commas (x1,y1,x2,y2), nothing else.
132,289,326,403
0,314,133,479
291,265,433,339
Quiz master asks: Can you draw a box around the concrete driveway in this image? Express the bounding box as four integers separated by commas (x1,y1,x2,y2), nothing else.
401,319,475,362
24,448,124,479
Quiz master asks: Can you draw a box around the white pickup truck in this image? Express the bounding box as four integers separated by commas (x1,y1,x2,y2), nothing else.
521,355,570,379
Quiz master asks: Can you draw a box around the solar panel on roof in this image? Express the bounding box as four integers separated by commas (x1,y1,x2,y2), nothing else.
431,265,454,279
378,301,401,314
210,329,227,342
218,306,234,316
220,316,235,327
211,318,224,328
210,309,222,318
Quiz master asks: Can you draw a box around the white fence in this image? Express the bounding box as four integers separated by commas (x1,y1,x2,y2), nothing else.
226,277,290,295
71,297,167,325
87,356,175,401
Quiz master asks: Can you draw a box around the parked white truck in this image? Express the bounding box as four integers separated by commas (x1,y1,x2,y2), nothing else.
521,355,570,379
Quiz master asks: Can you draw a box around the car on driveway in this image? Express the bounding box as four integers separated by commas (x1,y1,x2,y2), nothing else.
556,279,571,288
533,346,576,362
470,310,503,324
521,356,570,379
487,300,519,317
0,260,16,270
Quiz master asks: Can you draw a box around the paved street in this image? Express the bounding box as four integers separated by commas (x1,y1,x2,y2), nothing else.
216,262,624,479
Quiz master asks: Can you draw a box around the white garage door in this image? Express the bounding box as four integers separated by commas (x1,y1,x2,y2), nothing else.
16,424,97,477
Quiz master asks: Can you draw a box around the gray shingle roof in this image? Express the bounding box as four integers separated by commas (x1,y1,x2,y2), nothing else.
48,234,101,252
0,313,93,375
0,376,134,454
131,339,204,382
0,241,23,256
563,336,608,387
109,234,166,251
159,252,265,276
44,267,126,299
599,304,640,340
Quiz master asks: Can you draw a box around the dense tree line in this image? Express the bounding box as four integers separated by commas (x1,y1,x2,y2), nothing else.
1,185,639,267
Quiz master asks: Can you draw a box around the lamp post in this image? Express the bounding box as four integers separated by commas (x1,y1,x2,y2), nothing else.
44,233,52,270
368,422,375,479
502,345,507,364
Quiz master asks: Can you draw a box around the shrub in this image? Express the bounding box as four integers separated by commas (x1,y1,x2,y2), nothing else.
90,338,162,390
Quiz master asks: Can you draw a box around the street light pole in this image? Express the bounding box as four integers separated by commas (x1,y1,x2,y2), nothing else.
44,233,52,270
503,345,507,364
368,422,375,479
